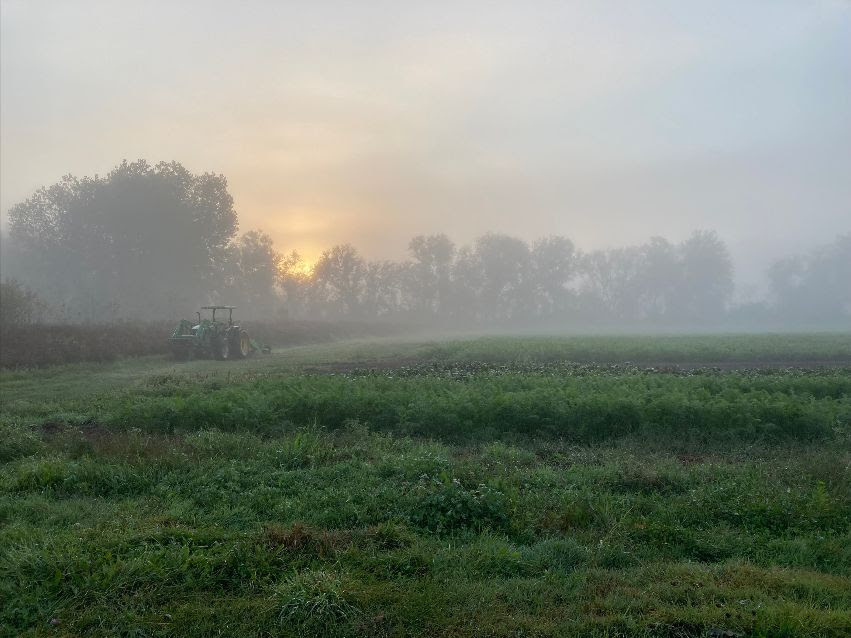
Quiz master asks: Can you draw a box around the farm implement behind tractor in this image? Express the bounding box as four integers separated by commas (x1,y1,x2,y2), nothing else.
169,306,270,360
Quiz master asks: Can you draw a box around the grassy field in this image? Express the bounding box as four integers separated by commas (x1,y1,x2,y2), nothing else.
1,334,850,637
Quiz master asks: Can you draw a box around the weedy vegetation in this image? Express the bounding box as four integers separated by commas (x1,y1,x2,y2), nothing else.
1,334,849,637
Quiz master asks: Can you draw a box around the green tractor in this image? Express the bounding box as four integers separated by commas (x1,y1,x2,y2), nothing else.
169,306,269,361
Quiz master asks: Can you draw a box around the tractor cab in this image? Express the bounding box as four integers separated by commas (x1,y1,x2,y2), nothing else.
200,306,235,324
192,306,235,331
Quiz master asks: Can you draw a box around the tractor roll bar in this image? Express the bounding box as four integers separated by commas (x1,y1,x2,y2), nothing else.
200,306,236,323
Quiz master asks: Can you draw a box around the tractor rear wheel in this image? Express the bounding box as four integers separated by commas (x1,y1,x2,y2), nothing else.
228,329,250,359
214,334,230,360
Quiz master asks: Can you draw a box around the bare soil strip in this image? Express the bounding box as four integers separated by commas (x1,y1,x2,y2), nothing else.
304,357,851,374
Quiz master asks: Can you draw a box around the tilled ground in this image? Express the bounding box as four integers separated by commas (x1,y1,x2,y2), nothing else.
306,358,851,376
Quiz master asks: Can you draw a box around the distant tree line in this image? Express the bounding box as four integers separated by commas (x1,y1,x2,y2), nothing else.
274,231,737,326
2,160,849,328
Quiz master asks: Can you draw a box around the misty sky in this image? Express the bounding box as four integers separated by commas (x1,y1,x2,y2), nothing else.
2,0,849,294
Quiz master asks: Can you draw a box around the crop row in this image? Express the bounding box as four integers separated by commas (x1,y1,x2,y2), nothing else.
107,370,851,443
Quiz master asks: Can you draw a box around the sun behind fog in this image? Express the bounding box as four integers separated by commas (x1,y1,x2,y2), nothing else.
295,260,315,276
286,257,316,277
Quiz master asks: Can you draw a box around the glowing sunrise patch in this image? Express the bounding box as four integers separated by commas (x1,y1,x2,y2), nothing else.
292,259,316,276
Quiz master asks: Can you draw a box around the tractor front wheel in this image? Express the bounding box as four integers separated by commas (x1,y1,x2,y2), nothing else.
237,330,251,358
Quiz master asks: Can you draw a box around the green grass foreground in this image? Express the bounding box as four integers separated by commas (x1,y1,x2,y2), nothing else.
1,335,850,637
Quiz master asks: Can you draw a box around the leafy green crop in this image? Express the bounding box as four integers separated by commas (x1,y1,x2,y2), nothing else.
100,366,851,444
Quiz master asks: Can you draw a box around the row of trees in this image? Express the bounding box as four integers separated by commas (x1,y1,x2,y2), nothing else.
276,231,736,325
2,160,848,327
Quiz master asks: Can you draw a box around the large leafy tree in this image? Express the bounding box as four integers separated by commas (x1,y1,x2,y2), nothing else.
673,230,734,321
225,230,282,317
462,234,532,322
529,236,577,319
311,244,367,318
580,246,644,321
406,234,456,318
769,233,851,324
8,160,237,320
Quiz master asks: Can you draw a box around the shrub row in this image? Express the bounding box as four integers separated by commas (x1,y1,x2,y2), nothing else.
0,322,174,368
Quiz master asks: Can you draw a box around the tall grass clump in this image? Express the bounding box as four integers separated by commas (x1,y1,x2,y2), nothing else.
273,570,360,635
